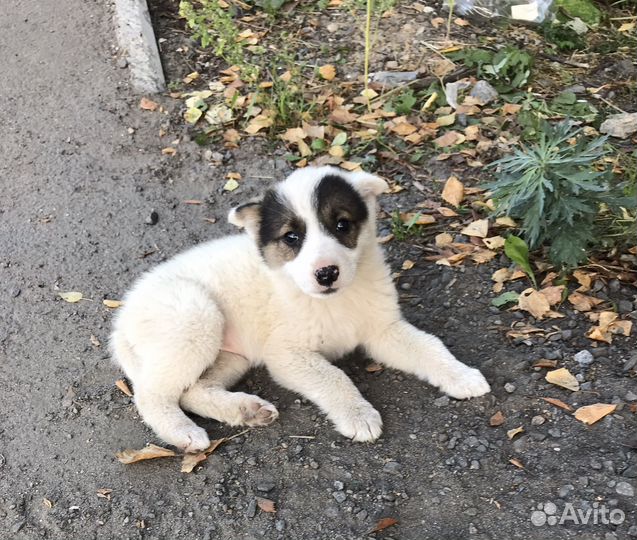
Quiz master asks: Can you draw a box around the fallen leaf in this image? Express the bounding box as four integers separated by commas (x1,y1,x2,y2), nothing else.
435,232,453,247
184,107,203,124
43,498,53,509
495,216,517,228
454,17,470,26
441,176,464,207
103,299,123,308
139,97,158,111
436,113,456,127
90,334,101,347
161,147,176,156
489,411,505,426
116,444,176,464
434,131,466,147
461,218,489,238
587,311,632,343
223,179,240,192
574,403,617,425
509,458,524,469
507,426,524,439
96,488,113,500
533,359,558,368
541,397,573,411
568,292,603,312
437,206,458,217
491,291,519,307
256,497,276,513
501,103,521,115
402,259,415,270
471,248,497,264
180,452,208,473
400,213,436,226
618,21,636,32
366,362,384,373
318,64,336,81
59,291,83,303
545,368,580,392
183,199,203,205
116,379,133,397
540,285,564,307
245,114,273,134
518,288,551,319
431,17,445,28
369,517,398,534
573,270,593,292
281,127,307,144
390,121,418,136
483,236,505,250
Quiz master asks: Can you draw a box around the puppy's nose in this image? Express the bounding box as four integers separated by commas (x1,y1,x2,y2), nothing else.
315,265,339,287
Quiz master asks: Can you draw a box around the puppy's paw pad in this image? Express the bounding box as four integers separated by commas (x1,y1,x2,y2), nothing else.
441,367,490,400
171,425,210,453
334,403,383,443
240,398,279,427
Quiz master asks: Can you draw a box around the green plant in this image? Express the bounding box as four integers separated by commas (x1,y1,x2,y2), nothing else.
485,122,635,269
504,235,537,288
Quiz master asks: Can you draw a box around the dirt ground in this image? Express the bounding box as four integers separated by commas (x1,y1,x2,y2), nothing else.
1,0,636,539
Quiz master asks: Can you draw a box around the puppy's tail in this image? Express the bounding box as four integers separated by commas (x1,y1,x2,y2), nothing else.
109,328,142,383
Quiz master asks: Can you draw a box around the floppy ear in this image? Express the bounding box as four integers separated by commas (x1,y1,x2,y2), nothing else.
228,200,261,237
347,171,388,198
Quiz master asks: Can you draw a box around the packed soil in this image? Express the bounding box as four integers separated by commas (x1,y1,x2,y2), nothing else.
1,0,635,539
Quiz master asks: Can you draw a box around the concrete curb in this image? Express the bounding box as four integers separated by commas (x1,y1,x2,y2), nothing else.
114,0,166,93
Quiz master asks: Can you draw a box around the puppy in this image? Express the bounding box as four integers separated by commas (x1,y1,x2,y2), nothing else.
110,166,490,451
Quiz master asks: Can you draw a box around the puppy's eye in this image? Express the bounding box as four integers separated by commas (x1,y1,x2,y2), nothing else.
282,231,300,246
336,219,351,233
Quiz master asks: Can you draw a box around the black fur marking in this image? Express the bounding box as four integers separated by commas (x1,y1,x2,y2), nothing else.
314,174,368,248
258,190,306,265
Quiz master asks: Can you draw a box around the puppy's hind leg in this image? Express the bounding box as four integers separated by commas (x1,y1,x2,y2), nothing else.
117,279,225,452
181,352,279,427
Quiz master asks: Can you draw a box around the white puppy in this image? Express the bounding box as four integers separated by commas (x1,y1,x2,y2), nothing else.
110,166,490,452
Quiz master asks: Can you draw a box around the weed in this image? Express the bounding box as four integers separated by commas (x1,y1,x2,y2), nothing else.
391,210,424,240
485,122,635,269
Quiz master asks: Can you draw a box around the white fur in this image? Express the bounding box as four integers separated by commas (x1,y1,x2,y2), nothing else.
110,166,490,451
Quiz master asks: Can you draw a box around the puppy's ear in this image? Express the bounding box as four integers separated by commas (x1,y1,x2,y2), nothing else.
348,171,388,198
228,200,261,237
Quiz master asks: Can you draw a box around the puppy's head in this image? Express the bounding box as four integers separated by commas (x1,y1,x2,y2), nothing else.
229,166,387,298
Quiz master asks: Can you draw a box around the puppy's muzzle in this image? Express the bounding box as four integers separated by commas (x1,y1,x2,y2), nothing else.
315,265,339,287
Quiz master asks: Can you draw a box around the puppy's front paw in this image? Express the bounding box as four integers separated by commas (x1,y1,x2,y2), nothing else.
169,424,211,453
240,397,279,427
438,366,491,400
332,401,383,442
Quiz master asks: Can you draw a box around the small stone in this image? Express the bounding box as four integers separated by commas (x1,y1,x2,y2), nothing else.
531,415,545,426
628,525,637,537
11,521,25,534
618,300,633,314
574,350,594,365
145,210,159,226
256,481,276,493
468,523,478,535
332,491,347,503
464,507,478,516
117,57,128,69
246,499,257,518
563,84,586,94
530,432,547,442
333,480,344,490
600,112,637,139
544,501,557,515
548,428,562,438
626,391,637,401
309,460,320,469
470,80,498,104
434,396,450,407
616,481,635,496
383,461,401,475
470,460,480,470
356,509,368,520
504,382,516,393
558,484,574,498
211,151,224,162
623,465,637,478
275,519,285,532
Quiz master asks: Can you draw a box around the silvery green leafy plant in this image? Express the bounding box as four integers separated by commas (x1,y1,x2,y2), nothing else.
486,122,634,269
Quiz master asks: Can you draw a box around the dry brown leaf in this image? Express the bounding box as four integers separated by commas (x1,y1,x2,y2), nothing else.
96,488,113,499
400,213,436,225
518,288,551,319
489,410,505,427
587,311,632,343
437,206,458,217
257,497,276,513
573,270,593,292
139,97,159,111
43,498,53,509
180,452,207,473
483,236,505,250
115,379,133,397
183,199,203,205
507,426,524,439
454,17,470,26
533,359,558,368
329,107,358,124
540,285,564,307
431,16,445,27
369,517,398,534
441,176,464,207
461,218,489,238
391,122,418,136
541,397,573,411
434,131,466,147
281,127,306,144
471,248,497,264
574,403,617,425
568,292,603,312
103,299,123,309
245,114,273,134
435,233,453,248
401,259,415,270
366,362,384,373
318,64,336,81
494,216,517,228
545,368,580,392
501,103,521,115
509,458,524,469
161,147,176,156
116,444,176,464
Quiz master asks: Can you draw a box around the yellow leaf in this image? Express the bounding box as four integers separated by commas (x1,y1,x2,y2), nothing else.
507,426,524,439
184,107,203,124
391,122,417,136
245,114,273,134
400,213,436,225
224,179,240,192
437,206,458,217
494,216,517,228
59,291,83,303
436,113,456,127
441,175,464,207
103,299,123,308
434,131,466,147
568,292,603,312
328,145,345,158
461,218,489,238
402,259,415,270
115,379,133,397
518,288,551,319
483,236,505,250
281,127,307,144
574,403,617,425
545,368,580,392
618,22,635,32
116,444,176,464
161,147,177,156
318,64,336,80
435,233,453,247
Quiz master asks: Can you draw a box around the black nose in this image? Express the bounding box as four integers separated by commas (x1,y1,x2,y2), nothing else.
315,265,339,287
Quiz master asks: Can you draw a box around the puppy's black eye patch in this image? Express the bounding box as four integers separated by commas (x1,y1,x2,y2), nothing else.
258,190,306,267
314,175,368,248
